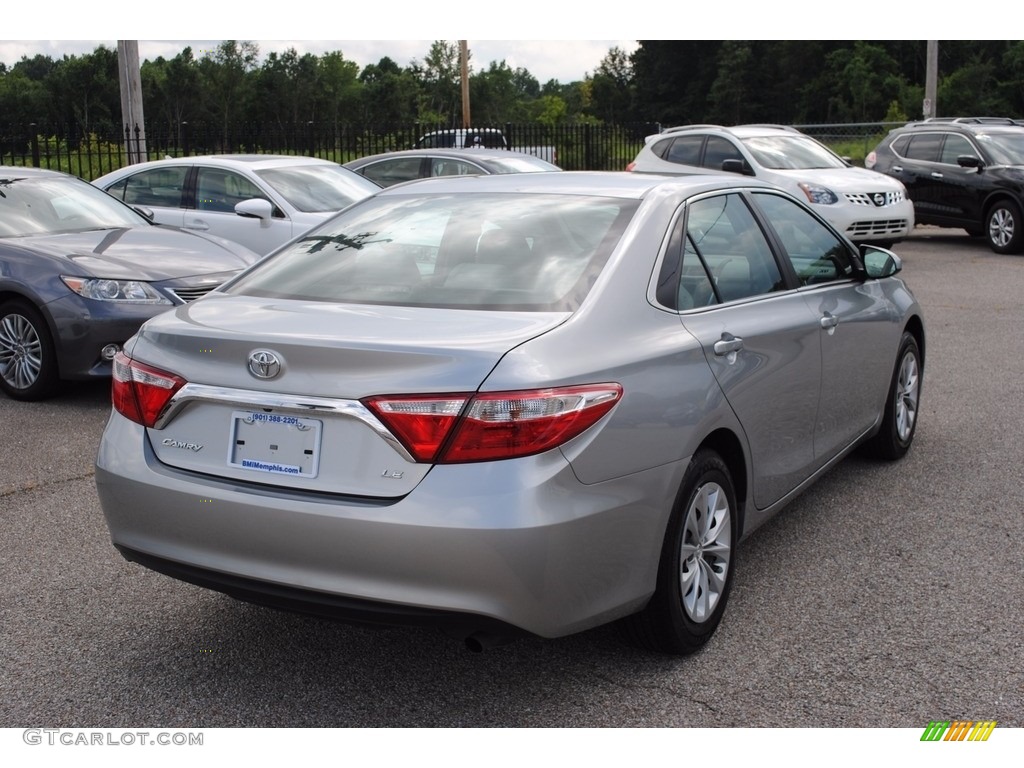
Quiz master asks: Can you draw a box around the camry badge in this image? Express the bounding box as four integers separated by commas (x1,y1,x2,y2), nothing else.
248,350,282,380
162,438,203,452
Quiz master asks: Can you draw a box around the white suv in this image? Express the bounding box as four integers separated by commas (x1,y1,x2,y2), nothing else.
628,124,914,245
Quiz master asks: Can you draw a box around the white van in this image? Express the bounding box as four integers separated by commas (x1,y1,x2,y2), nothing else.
416,129,557,165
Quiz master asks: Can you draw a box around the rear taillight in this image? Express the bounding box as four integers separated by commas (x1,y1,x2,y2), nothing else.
112,351,186,427
365,384,622,464
363,395,469,462
625,161,636,172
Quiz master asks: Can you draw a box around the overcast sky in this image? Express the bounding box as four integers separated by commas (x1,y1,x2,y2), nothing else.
1,3,648,83
3,4,958,84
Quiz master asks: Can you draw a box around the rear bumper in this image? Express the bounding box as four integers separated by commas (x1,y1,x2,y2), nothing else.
96,412,685,639
115,544,530,648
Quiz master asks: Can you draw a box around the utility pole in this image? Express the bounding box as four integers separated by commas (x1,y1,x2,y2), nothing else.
460,40,471,128
924,41,938,120
117,40,147,164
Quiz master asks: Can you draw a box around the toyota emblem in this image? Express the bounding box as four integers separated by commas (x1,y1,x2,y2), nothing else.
247,350,282,379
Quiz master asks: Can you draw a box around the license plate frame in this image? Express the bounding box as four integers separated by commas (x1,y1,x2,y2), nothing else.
227,410,322,478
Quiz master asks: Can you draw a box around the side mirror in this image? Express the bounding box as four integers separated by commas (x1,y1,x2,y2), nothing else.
235,198,274,227
720,159,754,176
132,205,155,221
859,244,902,279
957,155,984,170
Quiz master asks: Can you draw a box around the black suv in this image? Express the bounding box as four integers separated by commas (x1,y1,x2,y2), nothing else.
866,117,1024,253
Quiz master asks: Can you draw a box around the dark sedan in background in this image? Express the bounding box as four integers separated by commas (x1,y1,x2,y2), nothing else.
0,167,260,400
343,148,560,187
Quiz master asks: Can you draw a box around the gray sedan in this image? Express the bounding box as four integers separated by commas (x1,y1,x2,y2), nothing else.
0,167,259,400
95,172,923,654
344,147,560,187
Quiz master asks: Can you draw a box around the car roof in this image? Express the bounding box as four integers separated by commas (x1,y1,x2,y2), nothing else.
894,121,1024,136
656,124,802,140
96,155,340,179
375,170,780,199
346,148,550,166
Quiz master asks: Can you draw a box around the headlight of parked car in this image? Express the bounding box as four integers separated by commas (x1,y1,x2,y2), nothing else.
797,183,839,205
61,276,172,304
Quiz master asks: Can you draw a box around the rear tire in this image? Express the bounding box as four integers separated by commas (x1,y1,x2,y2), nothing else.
861,331,921,461
621,449,736,655
0,300,60,401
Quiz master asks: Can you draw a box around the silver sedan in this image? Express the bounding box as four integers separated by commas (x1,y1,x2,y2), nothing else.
95,172,924,654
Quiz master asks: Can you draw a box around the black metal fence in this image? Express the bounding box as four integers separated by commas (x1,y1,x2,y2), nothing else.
0,120,903,181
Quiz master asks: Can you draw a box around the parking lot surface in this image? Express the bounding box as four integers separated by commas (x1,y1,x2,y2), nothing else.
1,227,1022,727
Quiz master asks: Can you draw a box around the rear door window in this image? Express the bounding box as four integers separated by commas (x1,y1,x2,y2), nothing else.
356,158,426,187
664,136,703,166
903,133,943,162
107,166,189,209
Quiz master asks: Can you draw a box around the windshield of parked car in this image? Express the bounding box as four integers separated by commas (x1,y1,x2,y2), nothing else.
976,132,1024,165
226,193,638,311
254,165,380,213
0,175,147,237
741,135,848,170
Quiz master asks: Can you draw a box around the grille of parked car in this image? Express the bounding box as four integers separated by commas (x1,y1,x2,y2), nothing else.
845,191,906,207
167,285,221,303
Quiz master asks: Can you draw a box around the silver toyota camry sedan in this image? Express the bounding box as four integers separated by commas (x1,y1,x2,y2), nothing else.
96,172,924,654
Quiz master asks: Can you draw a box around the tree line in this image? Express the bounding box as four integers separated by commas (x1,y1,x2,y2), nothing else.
1,40,1022,139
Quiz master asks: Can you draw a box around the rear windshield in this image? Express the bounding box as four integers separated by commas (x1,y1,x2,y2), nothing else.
226,193,638,312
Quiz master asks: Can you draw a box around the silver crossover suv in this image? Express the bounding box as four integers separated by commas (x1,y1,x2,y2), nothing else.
96,172,924,654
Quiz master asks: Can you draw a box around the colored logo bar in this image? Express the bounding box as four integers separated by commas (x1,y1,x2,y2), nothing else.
921,721,997,742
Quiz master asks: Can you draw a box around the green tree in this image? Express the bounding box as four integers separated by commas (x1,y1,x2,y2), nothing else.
824,42,906,122
706,42,755,125
588,46,635,123
317,51,363,130
199,40,259,147
412,41,462,124
44,48,120,132
358,57,418,130
939,56,1007,117
142,48,199,144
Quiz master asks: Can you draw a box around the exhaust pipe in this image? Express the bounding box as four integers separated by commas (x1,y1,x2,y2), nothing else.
464,631,514,653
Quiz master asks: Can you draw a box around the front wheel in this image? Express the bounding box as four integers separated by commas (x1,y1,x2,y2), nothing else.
621,449,737,655
861,331,921,461
0,300,60,401
986,200,1024,254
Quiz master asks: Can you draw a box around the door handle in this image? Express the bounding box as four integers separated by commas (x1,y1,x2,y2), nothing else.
892,165,903,173
184,220,210,231
714,335,744,355
820,312,839,330
931,172,944,179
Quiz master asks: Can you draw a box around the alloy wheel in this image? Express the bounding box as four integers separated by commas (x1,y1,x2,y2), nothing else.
0,312,43,390
678,481,732,623
989,207,1015,250
895,349,920,443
